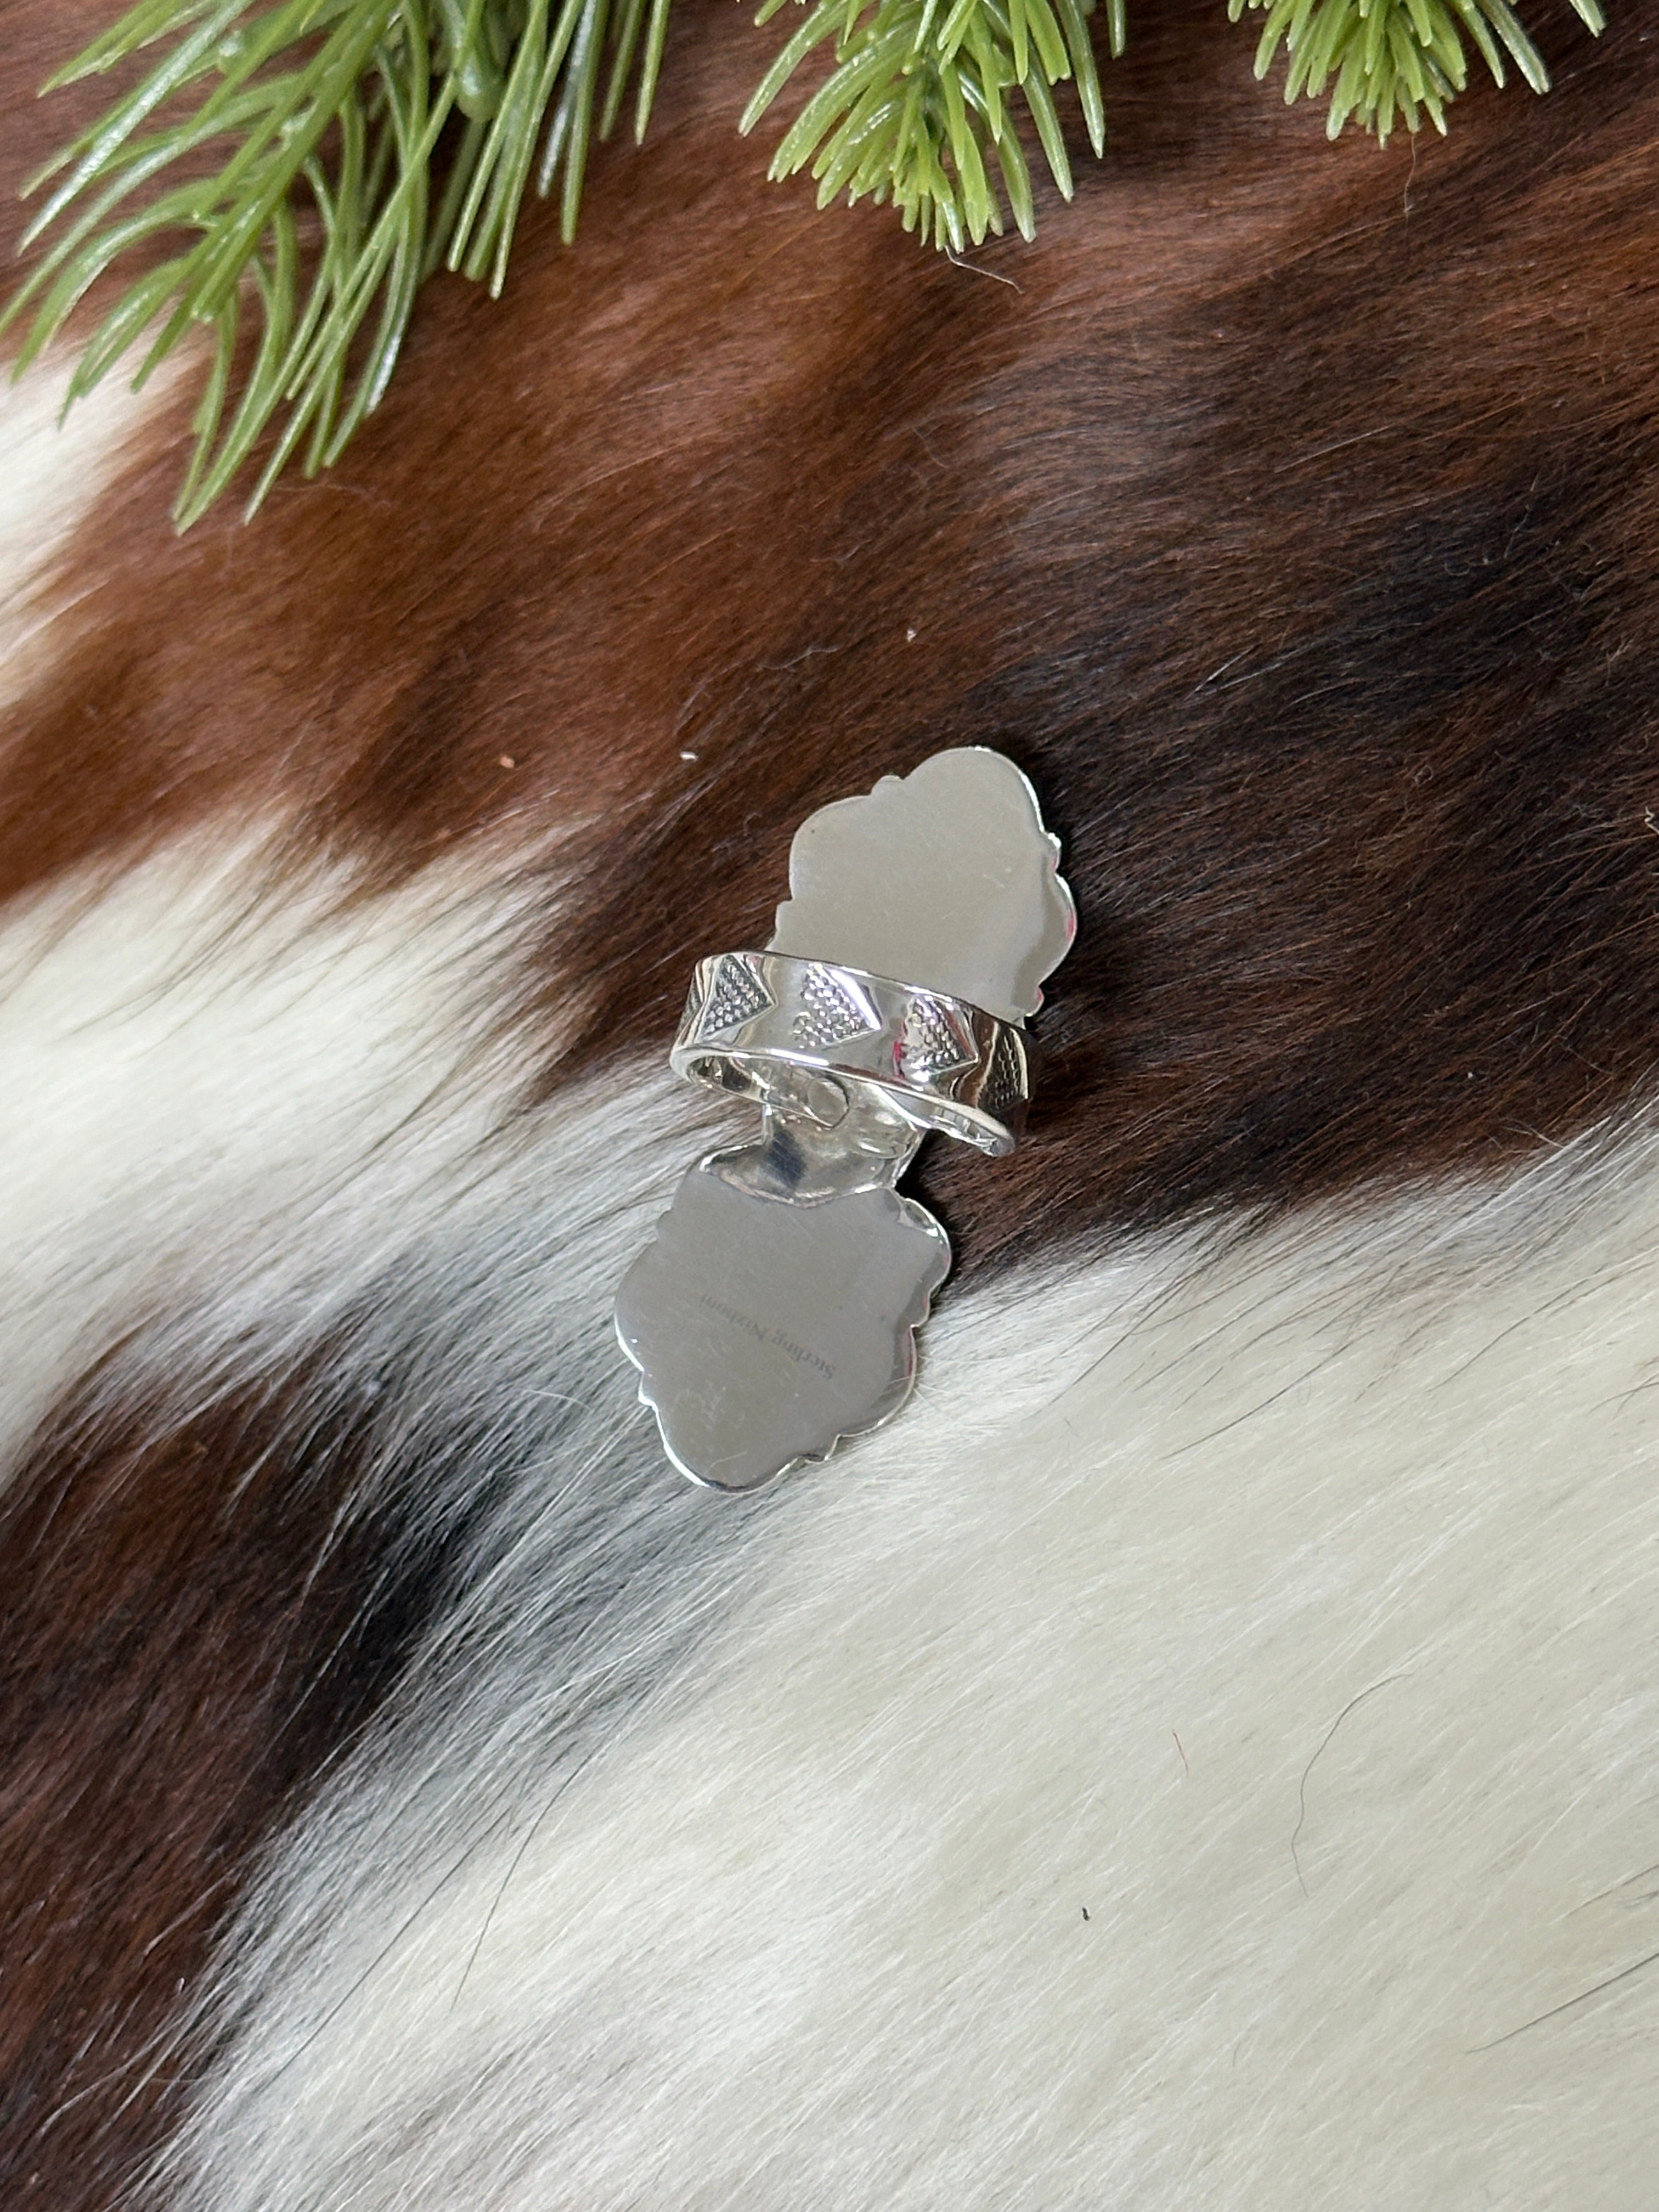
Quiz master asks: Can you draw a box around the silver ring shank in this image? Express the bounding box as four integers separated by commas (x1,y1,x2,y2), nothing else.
670,952,1033,1158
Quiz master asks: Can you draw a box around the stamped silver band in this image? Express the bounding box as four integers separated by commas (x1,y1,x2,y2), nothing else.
670,950,1034,1158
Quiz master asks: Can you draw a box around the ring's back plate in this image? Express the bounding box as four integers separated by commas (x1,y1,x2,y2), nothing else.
614,1159,950,1492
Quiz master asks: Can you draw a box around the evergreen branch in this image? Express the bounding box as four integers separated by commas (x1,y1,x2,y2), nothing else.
741,0,1125,250
2,0,675,526
1229,0,1606,142
4,0,1609,528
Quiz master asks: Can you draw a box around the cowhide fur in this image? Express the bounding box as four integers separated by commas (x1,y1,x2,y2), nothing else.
3,2,1657,2205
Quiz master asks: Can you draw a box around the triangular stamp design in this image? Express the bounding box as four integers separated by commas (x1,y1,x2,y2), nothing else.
697,953,774,1037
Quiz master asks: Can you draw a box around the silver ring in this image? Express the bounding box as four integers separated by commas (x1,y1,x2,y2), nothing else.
670,951,1034,1158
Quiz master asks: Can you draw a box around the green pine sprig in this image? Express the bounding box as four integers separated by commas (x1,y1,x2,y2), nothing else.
1231,0,1606,142
741,0,1123,251
1,0,1607,528
0,0,674,527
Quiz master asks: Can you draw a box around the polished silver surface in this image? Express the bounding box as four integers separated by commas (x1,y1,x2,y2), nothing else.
670,951,1033,1157
769,747,1075,1020
614,1141,951,1493
616,746,1075,1492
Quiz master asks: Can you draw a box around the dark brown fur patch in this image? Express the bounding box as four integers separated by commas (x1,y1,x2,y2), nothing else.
0,1339,485,2208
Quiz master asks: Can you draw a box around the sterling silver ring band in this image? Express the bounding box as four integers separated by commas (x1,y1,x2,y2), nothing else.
670,951,1035,1156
